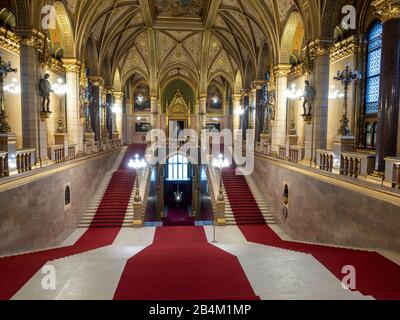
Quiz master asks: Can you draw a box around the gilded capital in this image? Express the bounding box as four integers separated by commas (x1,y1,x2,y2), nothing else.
309,39,334,59
273,64,291,78
372,0,400,22
62,58,82,73
88,76,104,87
114,91,125,100
232,94,242,103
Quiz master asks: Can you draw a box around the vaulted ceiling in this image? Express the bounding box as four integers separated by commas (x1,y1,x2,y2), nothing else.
65,0,303,94
9,0,368,95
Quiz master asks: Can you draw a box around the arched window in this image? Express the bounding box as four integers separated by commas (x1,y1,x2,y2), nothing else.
166,154,190,181
65,186,71,206
365,21,383,115
365,123,372,147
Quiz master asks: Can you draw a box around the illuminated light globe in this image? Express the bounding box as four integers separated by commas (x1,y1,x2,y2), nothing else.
52,78,68,96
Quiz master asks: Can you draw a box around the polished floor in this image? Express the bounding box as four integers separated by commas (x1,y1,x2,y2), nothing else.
7,225,379,300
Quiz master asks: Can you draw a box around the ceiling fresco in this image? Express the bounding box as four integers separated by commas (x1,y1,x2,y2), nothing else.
154,0,205,18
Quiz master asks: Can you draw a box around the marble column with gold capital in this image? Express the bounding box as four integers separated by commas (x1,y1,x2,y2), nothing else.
63,58,83,154
16,28,48,163
307,39,332,163
232,94,242,140
372,0,400,172
88,77,104,142
271,64,291,153
199,95,207,131
113,91,124,138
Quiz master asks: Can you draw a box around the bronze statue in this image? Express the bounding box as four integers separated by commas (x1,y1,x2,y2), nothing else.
39,74,53,113
301,80,315,116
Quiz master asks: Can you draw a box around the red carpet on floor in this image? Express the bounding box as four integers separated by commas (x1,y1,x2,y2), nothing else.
114,227,259,300
0,144,146,300
222,167,400,300
163,207,195,226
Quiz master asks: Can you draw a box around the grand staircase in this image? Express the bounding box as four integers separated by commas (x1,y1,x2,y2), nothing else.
222,167,276,226
78,145,145,228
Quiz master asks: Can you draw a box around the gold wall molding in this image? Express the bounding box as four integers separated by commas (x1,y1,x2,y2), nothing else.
0,27,19,54
288,63,304,82
330,36,356,63
372,0,400,22
309,39,334,59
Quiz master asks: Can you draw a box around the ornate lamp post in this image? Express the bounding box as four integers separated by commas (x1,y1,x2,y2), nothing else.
334,65,359,136
0,53,17,133
212,154,229,243
129,154,147,203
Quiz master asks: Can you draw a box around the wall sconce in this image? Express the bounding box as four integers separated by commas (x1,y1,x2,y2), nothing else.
285,83,304,100
235,106,245,116
329,85,345,100
52,78,68,96
111,103,122,114
3,77,21,94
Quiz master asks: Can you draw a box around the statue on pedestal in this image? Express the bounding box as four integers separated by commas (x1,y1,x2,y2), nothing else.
301,80,315,117
0,52,17,133
39,74,53,113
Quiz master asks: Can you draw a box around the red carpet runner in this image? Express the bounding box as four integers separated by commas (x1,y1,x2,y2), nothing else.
222,168,265,225
114,227,259,300
0,144,145,300
163,207,195,226
222,168,400,300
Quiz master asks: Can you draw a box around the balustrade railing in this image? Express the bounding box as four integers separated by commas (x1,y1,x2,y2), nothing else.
340,152,375,179
50,145,65,163
0,152,8,177
395,164,400,189
289,146,304,163
68,145,77,160
317,150,334,172
278,145,286,160
16,149,34,174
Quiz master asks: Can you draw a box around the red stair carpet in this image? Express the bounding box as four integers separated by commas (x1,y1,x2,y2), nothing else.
222,168,265,225
222,167,400,300
163,207,195,226
0,144,146,300
114,227,259,300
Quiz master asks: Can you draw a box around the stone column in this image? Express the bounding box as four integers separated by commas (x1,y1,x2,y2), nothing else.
306,40,332,163
113,91,124,139
88,77,103,142
17,29,48,163
271,64,291,153
124,98,133,145
63,59,83,154
252,81,265,142
372,0,400,172
105,88,114,139
199,95,207,131
232,94,242,140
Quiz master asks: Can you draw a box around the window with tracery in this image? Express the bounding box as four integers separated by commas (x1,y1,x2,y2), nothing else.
365,22,383,115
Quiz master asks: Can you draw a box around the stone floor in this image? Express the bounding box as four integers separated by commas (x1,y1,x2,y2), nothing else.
10,225,377,300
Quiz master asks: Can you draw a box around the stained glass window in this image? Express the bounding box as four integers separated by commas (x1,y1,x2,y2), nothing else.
365,22,382,115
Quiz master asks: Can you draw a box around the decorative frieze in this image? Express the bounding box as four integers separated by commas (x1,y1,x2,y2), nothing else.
288,63,304,82
330,36,356,63
0,28,19,54
308,39,334,59
372,0,400,22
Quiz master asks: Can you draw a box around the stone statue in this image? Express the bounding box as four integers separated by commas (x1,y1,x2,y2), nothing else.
301,80,315,116
39,74,53,113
